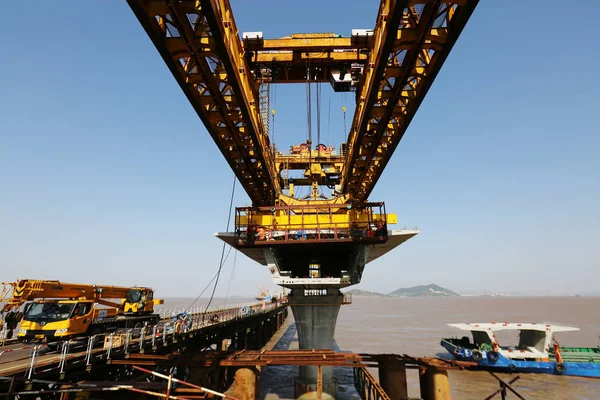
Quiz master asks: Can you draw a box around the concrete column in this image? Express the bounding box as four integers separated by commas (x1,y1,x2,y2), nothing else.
420,367,451,400
224,368,258,400
431,369,451,400
289,288,343,398
379,364,408,399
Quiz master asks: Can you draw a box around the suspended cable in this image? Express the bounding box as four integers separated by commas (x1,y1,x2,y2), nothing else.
271,109,276,152
306,63,312,143
189,175,236,315
316,82,321,147
271,82,276,154
327,91,331,145
186,217,236,310
342,92,347,142
186,268,218,310
224,249,238,303
343,106,347,140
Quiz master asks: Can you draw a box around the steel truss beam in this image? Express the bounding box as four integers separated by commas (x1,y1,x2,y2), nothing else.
341,0,478,202
128,0,280,206
245,31,447,84
129,0,477,205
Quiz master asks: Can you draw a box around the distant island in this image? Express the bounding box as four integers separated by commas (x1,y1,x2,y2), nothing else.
344,289,387,297
346,284,460,298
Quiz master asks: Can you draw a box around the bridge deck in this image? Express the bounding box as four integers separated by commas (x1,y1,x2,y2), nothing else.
0,302,286,379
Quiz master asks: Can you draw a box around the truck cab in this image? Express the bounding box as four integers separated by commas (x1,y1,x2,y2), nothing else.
122,287,157,314
18,300,108,342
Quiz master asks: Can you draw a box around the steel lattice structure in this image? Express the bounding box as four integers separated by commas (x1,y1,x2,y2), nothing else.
128,0,478,206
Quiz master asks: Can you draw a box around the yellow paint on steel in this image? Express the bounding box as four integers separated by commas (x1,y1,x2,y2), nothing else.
262,37,354,50
340,0,479,202
128,0,478,206
236,213,397,230
291,33,338,39
277,194,349,207
254,51,367,63
127,0,279,206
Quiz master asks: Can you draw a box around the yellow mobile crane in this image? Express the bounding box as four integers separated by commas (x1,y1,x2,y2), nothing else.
0,279,163,346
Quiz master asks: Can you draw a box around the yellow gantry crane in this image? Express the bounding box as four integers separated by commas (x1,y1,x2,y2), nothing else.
127,0,478,242
0,279,162,345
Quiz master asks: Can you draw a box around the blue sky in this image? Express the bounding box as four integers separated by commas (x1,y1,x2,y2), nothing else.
1,1,599,297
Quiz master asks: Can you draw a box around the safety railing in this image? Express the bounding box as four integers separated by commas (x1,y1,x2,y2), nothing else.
234,202,389,246
0,327,8,344
7,301,285,380
354,366,391,400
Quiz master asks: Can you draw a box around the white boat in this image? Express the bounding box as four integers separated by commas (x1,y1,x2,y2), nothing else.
441,322,600,377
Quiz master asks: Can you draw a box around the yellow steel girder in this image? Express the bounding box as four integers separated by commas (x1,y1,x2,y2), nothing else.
129,0,479,206
235,202,396,232
252,30,448,53
237,213,397,231
340,0,479,202
128,0,280,206
245,30,447,84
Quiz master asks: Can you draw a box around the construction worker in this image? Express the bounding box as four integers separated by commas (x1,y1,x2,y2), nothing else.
375,222,387,237
257,226,266,241
246,225,256,244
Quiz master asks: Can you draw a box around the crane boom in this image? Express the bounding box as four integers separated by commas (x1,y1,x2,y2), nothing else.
0,279,139,312
1,279,162,344
1,280,151,313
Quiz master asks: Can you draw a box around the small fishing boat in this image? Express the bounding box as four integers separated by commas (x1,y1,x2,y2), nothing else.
441,322,600,378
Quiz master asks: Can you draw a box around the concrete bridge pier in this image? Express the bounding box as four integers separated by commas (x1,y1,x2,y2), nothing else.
289,288,343,398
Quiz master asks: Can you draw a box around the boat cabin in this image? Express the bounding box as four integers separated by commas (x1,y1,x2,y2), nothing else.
446,322,579,361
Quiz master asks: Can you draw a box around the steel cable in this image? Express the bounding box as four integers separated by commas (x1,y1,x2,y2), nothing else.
186,175,236,312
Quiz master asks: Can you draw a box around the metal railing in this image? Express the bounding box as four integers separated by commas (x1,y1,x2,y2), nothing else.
235,203,389,246
4,301,285,380
354,366,391,400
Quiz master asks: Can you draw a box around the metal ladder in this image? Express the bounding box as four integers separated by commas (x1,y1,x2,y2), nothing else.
259,82,270,137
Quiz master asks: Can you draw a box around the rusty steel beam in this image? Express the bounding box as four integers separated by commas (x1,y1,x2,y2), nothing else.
108,350,473,370
341,0,479,202
128,0,279,206
111,359,377,368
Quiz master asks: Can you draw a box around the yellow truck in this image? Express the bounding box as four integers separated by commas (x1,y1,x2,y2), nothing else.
1,279,163,347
